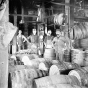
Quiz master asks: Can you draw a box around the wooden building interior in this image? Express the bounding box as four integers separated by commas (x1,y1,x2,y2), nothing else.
1,0,88,88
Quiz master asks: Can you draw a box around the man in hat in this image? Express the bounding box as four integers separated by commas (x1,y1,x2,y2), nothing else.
53,29,69,62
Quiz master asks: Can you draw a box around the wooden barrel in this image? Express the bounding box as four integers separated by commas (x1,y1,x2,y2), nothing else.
71,49,85,66
69,67,88,86
44,48,56,60
79,38,88,50
10,68,48,88
70,23,88,40
34,84,87,88
49,62,79,75
63,49,71,62
34,75,81,88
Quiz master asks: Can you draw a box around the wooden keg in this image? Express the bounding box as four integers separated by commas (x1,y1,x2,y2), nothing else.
69,67,88,86
49,62,80,76
79,38,88,50
70,23,88,40
11,68,48,88
44,48,56,60
71,49,85,66
34,75,80,88
63,49,71,62
34,84,87,88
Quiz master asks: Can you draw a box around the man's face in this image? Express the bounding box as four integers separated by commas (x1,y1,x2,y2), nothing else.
33,29,36,35
19,30,22,35
47,30,51,36
56,31,61,37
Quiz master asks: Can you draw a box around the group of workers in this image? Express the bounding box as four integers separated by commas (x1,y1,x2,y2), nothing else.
16,28,70,61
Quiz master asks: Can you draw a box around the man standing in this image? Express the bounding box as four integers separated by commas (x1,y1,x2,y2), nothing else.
17,30,28,51
27,28,39,49
53,29,69,62
44,29,54,48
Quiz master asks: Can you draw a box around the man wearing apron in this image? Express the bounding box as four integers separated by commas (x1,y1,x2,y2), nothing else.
44,29,54,49
17,30,28,51
53,29,69,62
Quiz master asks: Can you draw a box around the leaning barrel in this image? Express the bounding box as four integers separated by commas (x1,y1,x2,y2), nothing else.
70,23,88,40
34,75,80,88
34,84,87,88
44,48,56,60
69,66,88,87
10,68,48,88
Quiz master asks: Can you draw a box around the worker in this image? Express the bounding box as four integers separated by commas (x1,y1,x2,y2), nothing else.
27,28,39,49
17,30,28,51
44,29,54,48
52,29,69,62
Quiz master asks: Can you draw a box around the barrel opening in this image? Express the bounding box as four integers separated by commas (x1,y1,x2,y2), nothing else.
60,69,72,75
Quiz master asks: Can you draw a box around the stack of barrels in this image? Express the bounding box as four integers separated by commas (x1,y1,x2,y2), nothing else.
9,48,88,88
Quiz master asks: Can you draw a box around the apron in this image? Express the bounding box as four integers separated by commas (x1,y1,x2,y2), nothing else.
45,36,53,48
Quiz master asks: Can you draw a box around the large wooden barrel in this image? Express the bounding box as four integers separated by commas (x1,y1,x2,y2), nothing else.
70,23,88,40
71,49,85,66
79,38,88,50
10,68,48,88
49,62,80,75
34,75,81,88
34,84,87,88
69,67,88,86
44,48,56,60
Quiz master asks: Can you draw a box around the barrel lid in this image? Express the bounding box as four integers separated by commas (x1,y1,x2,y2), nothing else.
69,70,81,84
39,62,48,71
22,55,32,66
49,65,60,76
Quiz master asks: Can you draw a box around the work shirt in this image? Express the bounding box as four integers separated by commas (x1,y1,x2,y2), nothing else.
53,36,69,52
17,35,27,46
28,34,38,44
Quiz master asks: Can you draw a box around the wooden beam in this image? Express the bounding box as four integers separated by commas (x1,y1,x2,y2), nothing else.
9,14,38,17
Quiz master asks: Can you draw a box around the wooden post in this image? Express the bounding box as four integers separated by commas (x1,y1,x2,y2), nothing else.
0,1,9,88
22,5,24,23
65,0,70,37
12,7,17,54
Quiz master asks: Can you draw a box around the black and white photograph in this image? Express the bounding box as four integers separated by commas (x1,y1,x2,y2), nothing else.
0,0,88,88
